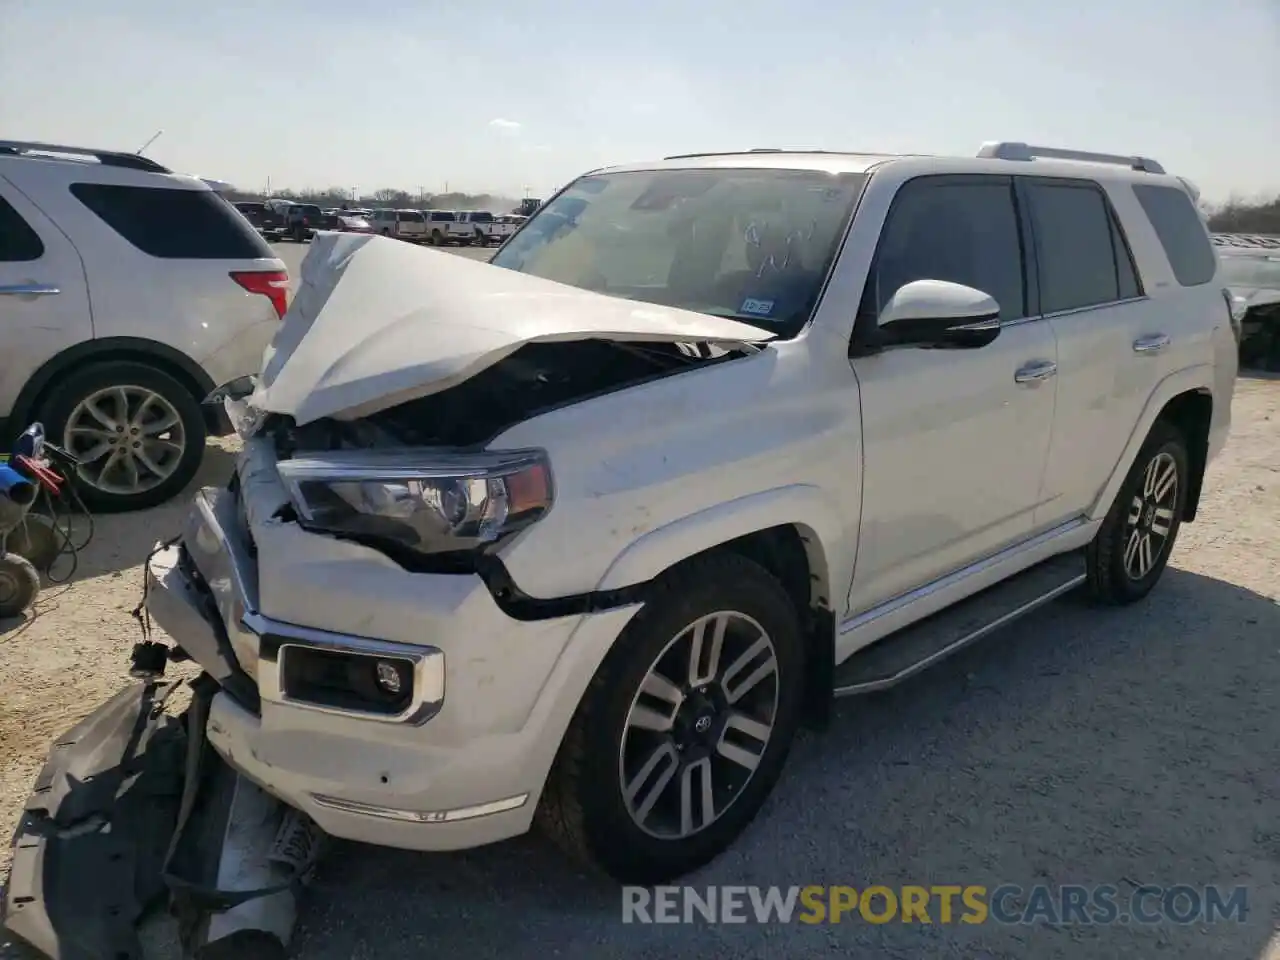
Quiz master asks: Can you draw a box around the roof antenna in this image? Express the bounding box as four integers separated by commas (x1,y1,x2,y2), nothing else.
136,129,163,155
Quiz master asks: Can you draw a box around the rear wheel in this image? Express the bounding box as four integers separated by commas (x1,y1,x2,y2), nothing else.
0,554,40,618
431,229,444,246
1085,419,1188,604
38,361,207,513
537,553,806,884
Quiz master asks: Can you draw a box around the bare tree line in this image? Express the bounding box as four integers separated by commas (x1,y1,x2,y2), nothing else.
1207,195,1280,235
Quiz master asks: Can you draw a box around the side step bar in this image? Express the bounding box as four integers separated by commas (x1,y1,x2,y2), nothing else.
833,551,1087,697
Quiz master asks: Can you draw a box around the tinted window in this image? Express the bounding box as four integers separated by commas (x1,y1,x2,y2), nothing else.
1024,182,1123,313
71,184,273,260
430,211,457,222
235,202,266,215
299,205,323,217
0,195,45,262
1112,214,1142,300
469,211,493,222
866,177,1025,321
1133,184,1216,286
399,211,425,222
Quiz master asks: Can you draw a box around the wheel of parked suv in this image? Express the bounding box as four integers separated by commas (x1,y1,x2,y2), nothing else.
430,229,444,246
37,360,208,513
537,552,806,884
1085,418,1189,604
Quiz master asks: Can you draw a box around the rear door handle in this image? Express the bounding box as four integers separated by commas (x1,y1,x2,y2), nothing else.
1133,333,1170,354
0,282,60,298
1014,360,1058,384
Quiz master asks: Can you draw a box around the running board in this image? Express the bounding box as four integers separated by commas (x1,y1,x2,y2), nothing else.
832,551,1087,697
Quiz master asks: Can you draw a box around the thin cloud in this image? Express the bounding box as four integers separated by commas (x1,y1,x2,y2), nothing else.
488,118,522,134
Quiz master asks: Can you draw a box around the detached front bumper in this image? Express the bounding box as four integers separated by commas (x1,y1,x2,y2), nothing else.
144,446,640,852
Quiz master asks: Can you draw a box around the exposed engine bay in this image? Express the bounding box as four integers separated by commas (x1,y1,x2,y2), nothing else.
265,337,743,455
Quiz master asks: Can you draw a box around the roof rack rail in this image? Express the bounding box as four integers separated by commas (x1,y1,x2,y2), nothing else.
977,141,1165,175
0,139,170,173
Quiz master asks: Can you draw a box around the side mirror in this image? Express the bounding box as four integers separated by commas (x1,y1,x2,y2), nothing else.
876,279,1002,350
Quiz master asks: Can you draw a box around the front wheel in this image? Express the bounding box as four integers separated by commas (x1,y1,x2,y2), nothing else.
38,361,208,513
0,554,40,618
1085,419,1189,604
537,553,806,884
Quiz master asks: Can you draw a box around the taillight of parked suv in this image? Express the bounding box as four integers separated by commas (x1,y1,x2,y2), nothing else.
232,269,290,319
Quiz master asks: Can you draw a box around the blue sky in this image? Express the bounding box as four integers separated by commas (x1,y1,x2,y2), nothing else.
3,0,1276,204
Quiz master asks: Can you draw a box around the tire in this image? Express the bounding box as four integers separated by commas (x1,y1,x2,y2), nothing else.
536,552,806,884
0,553,40,618
1084,418,1188,604
37,361,208,513
431,230,444,246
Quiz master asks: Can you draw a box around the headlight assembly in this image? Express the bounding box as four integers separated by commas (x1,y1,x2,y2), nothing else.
275,448,553,560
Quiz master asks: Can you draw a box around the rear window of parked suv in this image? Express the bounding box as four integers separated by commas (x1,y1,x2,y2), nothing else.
70,184,274,260
1132,184,1216,287
429,211,457,222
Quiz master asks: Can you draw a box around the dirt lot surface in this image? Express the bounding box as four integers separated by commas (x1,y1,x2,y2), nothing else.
2,375,1278,960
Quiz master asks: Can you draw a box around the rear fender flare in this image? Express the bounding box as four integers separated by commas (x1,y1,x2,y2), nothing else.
1087,363,1213,520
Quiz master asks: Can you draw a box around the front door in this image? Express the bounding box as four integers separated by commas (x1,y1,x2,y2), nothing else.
847,174,1058,614
0,178,92,427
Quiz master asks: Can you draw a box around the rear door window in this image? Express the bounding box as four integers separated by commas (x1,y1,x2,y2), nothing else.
1132,183,1216,287
70,184,274,259
0,193,45,262
1023,181,1129,314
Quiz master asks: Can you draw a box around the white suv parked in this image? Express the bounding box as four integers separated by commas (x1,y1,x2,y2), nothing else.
0,140,288,511
143,142,1235,884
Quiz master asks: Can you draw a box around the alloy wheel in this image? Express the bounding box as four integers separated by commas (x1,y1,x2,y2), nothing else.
618,611,780,840
63,385,187,496
1123,450,1178,580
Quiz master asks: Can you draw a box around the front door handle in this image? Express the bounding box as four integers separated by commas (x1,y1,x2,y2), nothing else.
1133,333,1170,354
0,282,60,298
1014,360,1058,384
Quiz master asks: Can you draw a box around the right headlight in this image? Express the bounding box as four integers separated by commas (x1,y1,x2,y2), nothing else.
275,448,554,562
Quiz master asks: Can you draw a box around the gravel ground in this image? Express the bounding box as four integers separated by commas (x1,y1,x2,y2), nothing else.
1,249,1276,958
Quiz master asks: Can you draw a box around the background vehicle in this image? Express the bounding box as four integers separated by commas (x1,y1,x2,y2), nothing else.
1213,233,1280,370
369,208,427,241
457,210,499,244
422,209,472,245
490,214,522,244
0,139,289,511
282,203,339,242
335,211,374,234
515,197,543,217
231,200,286,240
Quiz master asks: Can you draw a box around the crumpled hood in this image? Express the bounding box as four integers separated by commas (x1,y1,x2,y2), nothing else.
251,232,774,425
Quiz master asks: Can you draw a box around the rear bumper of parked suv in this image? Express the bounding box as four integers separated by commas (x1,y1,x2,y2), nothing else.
142,443,640,851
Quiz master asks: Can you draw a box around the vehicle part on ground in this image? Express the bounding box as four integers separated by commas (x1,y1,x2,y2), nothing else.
537,553,805,884
1,677,320,960
38,361,207,512
0,553,39,617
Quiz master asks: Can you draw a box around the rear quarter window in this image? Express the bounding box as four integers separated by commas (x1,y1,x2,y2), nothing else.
70,184,274,260
0,195,45,262
1132,183,1216,287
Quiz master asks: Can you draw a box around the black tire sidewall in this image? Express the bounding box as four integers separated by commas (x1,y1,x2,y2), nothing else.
1096,424,1189,602
39,361,208,513
0,554,40,618
573,557,806,882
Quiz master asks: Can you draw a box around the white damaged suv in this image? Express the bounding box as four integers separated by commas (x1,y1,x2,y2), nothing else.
143,142,1236,884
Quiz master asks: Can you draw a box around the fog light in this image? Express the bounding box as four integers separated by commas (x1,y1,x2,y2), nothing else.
375,660,404,695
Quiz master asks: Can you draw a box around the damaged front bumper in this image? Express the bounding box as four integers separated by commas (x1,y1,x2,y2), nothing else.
137,440,641,852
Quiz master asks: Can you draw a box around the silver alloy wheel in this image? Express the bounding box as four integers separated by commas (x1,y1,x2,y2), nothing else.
1123,450,1178,580
619,611,780,840
63,385,186,496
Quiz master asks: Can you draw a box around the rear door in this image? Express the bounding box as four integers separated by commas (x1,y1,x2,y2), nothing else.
0,177,92,422
1029,177,1214,526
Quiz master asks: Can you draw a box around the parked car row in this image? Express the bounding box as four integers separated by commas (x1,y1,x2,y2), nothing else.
231,199,525,247
1215,233,1280,370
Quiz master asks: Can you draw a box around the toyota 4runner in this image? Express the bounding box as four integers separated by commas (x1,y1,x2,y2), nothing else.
139,142,1235,885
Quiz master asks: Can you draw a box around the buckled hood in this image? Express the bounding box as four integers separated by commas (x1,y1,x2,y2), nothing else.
250,232,774,425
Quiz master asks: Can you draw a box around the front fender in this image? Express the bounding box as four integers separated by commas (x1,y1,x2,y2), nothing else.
594,484,850,603
1087,362,1214,520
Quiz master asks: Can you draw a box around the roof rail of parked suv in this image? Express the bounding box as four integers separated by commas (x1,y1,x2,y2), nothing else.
0,138,171,173
975,140,1166,174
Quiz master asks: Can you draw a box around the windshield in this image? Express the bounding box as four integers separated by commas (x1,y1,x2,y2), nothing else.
490,167,866,337
1219,255,1280,290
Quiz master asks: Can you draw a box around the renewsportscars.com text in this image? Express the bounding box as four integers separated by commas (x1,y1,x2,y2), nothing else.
622,884,1249,926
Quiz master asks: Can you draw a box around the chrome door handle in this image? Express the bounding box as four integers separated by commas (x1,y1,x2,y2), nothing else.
1132,333,1170,354
1014,360,1058,384
0,283,60,297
